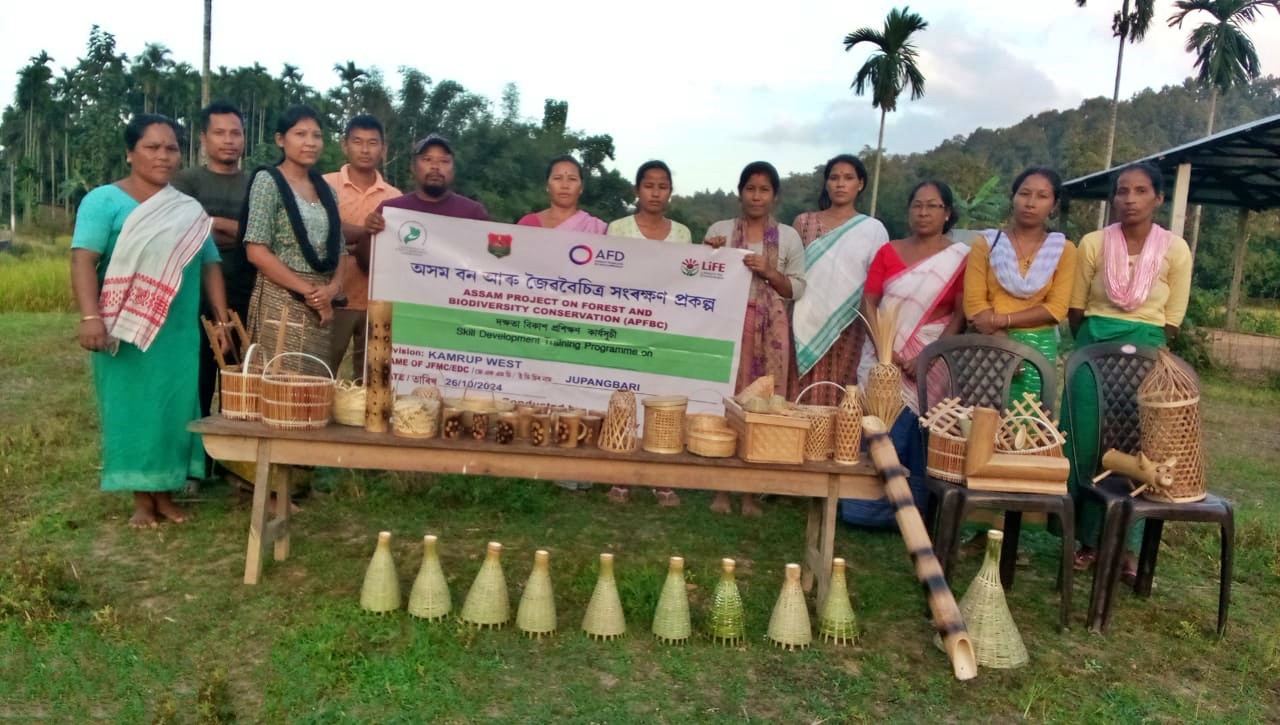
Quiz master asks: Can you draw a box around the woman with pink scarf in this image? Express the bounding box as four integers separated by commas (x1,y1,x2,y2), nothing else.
1063,162,1192,580
517,155,607,233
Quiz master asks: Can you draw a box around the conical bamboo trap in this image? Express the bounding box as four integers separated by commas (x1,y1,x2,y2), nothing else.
767,563,812,650
819,558,859,645
582,553,627,640
1136,349,1206,503
833,386,863,465
936,529,1028,669
709,558,746,646
598,391,639,453
408,534,451,621
652,556,692,645
864,302,905,430
516,550,557,638
359,531,401,614
460,542,510,628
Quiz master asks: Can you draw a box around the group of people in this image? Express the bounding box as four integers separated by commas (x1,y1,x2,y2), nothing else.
72,103,1192,581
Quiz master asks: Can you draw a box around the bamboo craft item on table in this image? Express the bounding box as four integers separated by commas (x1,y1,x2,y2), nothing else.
864,303,905,430
460,542,510,628
598,390,639,453
919,397,973,483
359,531,401,614
516,550,557,638
364,300,394,433
819,558,859,645
685,413,729,440
964,407,1070,494
833,385,863,465
767,563,812,650
652,556,692,645
687,429,738,458
218,343,264,421
863,415,978,681
641,396,689,454
709,558,746,646
1136,349,1206,503
936,530,1028,669
722,396,809,464
734,375,775,404
332,381,367,426
408,534,451,621
391,396,440,439
495,412,518,444
259,352,335,430
582,553,626,641
795,381,844,461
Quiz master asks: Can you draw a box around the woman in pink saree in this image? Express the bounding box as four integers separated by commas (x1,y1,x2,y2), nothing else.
517,155,607,233
848,180,967,528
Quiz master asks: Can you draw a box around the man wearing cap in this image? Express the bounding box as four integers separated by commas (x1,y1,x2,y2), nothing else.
366,134,490,235
323,115,401,378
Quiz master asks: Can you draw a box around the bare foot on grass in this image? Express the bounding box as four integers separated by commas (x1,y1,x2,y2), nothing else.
153,492,190,524
607,486,631,504
709,491,732,514
129,492,158,529
739,495,762,518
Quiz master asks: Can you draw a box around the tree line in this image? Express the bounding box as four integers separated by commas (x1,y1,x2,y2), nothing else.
2,25,1278,306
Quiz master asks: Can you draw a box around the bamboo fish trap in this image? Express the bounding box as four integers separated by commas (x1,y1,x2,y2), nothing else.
865,303,905,430
1136,349,1206,503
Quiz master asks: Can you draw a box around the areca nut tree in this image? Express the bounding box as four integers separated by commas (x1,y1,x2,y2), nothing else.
843,6,928,217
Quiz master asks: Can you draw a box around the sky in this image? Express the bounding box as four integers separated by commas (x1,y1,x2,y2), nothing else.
3,0,1279,193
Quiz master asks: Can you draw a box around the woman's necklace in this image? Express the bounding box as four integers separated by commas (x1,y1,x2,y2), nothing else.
1008,228,1046,270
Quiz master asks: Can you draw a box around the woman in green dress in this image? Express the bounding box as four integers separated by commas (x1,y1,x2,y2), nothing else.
241,105,350,364
71,113,231,528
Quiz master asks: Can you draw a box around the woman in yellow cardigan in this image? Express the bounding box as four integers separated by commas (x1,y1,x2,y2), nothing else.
964,167,1076,403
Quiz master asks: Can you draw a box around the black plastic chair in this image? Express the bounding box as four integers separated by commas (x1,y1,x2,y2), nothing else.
916,333,1075,630
1063,342,1234,635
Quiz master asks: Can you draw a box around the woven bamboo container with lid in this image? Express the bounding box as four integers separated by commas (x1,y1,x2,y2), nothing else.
641,395,688,454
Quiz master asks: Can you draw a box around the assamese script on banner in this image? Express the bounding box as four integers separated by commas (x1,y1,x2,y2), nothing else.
369,208,752,413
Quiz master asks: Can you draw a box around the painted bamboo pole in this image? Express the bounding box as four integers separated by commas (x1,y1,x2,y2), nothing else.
364,299,393,432
862,415,978,681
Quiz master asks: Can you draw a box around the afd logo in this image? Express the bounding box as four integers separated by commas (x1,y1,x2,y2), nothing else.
569,244,626,268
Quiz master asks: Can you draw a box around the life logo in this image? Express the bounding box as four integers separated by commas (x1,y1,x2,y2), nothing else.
681,257,726,279
568,244,626,268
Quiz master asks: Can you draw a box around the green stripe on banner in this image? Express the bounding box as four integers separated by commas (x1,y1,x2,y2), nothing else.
393,302,735,383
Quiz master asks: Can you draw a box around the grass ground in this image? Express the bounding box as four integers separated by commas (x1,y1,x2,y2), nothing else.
2,311,1279,723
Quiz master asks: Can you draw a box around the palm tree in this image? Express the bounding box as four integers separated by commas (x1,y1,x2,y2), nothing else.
332,61,368,118
843,6,929,216
1170,0,1280,328
1076,0,1156,227
201,0,212,107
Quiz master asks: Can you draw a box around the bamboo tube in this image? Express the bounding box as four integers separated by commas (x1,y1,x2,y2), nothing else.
364,299,393,433
862,415,978,682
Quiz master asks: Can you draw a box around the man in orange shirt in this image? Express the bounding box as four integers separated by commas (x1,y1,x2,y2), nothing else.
323,115,401,379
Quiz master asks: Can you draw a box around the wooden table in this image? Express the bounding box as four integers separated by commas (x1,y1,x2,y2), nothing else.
190,417,882,601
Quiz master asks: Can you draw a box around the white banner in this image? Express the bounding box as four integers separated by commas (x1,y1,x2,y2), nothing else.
369,209,751,412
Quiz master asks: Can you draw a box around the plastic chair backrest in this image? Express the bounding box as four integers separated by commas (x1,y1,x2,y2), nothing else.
914,333,1058,415
1062,342,1159,475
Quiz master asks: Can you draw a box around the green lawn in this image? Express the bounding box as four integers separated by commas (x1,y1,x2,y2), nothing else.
2,312,1278,723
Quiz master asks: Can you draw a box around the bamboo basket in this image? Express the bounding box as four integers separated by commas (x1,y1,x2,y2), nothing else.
391,395,440,439
599,390,639,453
260,352,335,430
642,396,688,454
935,529,1028,669
919,397,973,483
723,397,808,464
685,413,729,440
995,394,1065,459
864,303,905,429
1137,350,1206,503
833,385,863,465
687,429,738,458
333,380,367,427
795,381,845,462
219,343,264,422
